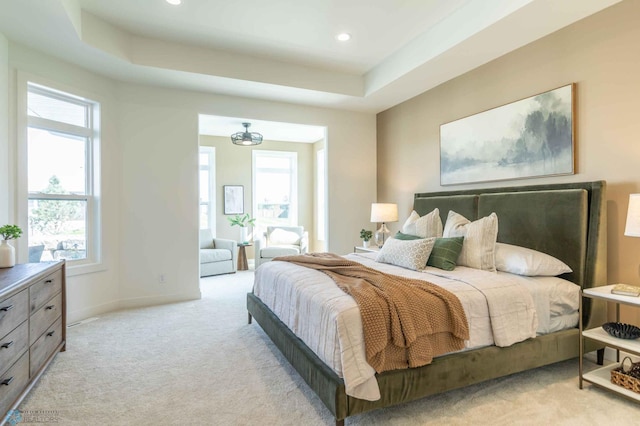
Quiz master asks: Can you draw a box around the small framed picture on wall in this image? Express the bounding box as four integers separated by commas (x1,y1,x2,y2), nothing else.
224,185,244,215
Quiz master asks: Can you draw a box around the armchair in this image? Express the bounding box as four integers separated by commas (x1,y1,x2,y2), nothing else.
255,226,308,269
199,229,237,277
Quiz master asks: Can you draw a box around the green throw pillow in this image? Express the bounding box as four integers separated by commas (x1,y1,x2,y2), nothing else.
427,237,464,271
394,231,422,240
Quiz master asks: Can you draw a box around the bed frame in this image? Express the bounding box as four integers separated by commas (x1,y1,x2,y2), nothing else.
247,181,607,425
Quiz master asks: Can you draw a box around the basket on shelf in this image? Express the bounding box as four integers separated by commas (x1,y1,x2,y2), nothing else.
611,357,640,393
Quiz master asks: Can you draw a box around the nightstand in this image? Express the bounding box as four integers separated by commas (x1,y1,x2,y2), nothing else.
580,284,640,402
354,246,379,253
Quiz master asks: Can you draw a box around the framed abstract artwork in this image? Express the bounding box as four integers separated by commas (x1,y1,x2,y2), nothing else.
440,84,575,185
223,185,244,215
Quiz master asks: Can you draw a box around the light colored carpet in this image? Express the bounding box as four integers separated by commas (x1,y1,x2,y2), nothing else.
18,270,639,425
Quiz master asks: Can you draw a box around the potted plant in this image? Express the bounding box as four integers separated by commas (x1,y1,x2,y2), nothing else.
227,214,256,244
0,224,23,268
360,229,373,248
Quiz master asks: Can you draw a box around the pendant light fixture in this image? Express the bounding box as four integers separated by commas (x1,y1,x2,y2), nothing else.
231,122,263,146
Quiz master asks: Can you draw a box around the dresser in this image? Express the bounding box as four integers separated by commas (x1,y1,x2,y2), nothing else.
0,262,66,422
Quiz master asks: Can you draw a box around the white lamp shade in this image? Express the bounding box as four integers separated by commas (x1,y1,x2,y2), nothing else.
370,203,398,223
625,194,640,237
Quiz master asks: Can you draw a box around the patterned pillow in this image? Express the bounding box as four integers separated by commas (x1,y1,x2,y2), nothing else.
401,209,443,238
443,211,498,272
375,237,436,271
427,237,464,271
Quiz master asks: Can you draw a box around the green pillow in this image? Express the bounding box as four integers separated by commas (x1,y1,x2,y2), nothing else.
394,231,422,240
427,237,464,271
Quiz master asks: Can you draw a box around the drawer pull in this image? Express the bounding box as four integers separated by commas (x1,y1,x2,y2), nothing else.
45,279,54,284
1,341,14,349
47,330,56,337
45,305,56,311
1,376,14,386
0,304,14,312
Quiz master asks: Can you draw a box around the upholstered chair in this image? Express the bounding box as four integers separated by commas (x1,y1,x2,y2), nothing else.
199,229,237,277
254,226,308,268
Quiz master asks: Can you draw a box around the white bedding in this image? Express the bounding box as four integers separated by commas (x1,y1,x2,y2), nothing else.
252,252,580,401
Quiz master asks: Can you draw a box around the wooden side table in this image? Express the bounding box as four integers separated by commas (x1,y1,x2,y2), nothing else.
237,243,252,271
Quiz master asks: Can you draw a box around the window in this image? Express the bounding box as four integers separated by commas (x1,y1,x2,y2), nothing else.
199,146,216,231
25,83,99,265
316,149,326,242
252,151,298,228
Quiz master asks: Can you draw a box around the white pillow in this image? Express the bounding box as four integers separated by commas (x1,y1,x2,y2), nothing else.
401,209,443,238
443,211,498,272
495,243,572,276
375,237,436,271
269,228,301,245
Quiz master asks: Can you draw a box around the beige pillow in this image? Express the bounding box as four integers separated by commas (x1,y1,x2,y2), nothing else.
495,243,572,276
443,211,498,272
401,208,443,238
375,237,436,271
269,228,301,245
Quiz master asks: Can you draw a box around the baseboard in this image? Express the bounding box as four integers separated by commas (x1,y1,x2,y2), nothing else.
117,290,202,311
67,300,120,324
66,290,202,323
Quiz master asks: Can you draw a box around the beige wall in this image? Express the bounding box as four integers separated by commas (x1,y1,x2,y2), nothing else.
377,0,640,323
199,135,315,259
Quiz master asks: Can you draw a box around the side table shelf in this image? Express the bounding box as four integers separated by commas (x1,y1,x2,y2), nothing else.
580,284,640,403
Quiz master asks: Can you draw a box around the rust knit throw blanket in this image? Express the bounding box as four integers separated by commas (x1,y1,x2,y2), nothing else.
275,253,470,373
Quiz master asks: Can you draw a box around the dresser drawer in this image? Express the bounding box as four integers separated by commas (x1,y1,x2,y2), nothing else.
29,270,62,313
29,293,62,346
0,351,29,417
30,317,62,377
0,321,28,377
0,290,29,341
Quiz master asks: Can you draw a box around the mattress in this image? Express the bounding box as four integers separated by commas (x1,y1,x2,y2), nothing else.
252,252,580,401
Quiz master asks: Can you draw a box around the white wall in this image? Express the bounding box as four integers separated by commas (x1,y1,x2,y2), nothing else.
4,41,377,321
7,42,122,322
0,34,9,225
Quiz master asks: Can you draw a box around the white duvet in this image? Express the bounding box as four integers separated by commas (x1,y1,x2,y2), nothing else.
252,252,579,401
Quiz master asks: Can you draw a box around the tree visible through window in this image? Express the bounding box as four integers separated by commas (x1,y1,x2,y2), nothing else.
26,83,99,263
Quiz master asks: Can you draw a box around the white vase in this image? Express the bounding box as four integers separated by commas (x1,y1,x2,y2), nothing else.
362,240,370,248
239,227,249,244
0,240,16,268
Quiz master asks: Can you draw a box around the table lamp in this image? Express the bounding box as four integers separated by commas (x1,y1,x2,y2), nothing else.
625,194,640,237
371,203,398,248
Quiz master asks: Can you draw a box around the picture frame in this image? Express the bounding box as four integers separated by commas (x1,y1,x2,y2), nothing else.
440,83,575,185
223,185,244,215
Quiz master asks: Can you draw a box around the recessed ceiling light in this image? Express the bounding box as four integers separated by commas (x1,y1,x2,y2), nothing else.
166,0,181,5
336,33,351,42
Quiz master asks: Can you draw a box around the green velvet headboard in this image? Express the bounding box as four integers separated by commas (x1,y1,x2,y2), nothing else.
414,181,607,328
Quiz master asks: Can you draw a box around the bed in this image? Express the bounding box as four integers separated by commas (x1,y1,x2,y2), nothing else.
246,181,608,425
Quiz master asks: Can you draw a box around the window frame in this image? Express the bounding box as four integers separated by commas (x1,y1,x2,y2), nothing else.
252,150,298,229
199,146,216,232
17,74,103,276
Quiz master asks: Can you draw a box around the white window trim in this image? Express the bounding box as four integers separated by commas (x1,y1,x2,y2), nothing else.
199,146,216,233
17,72,104,277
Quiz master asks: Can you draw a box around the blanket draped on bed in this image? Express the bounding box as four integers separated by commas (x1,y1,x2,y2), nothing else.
275,253,469,373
